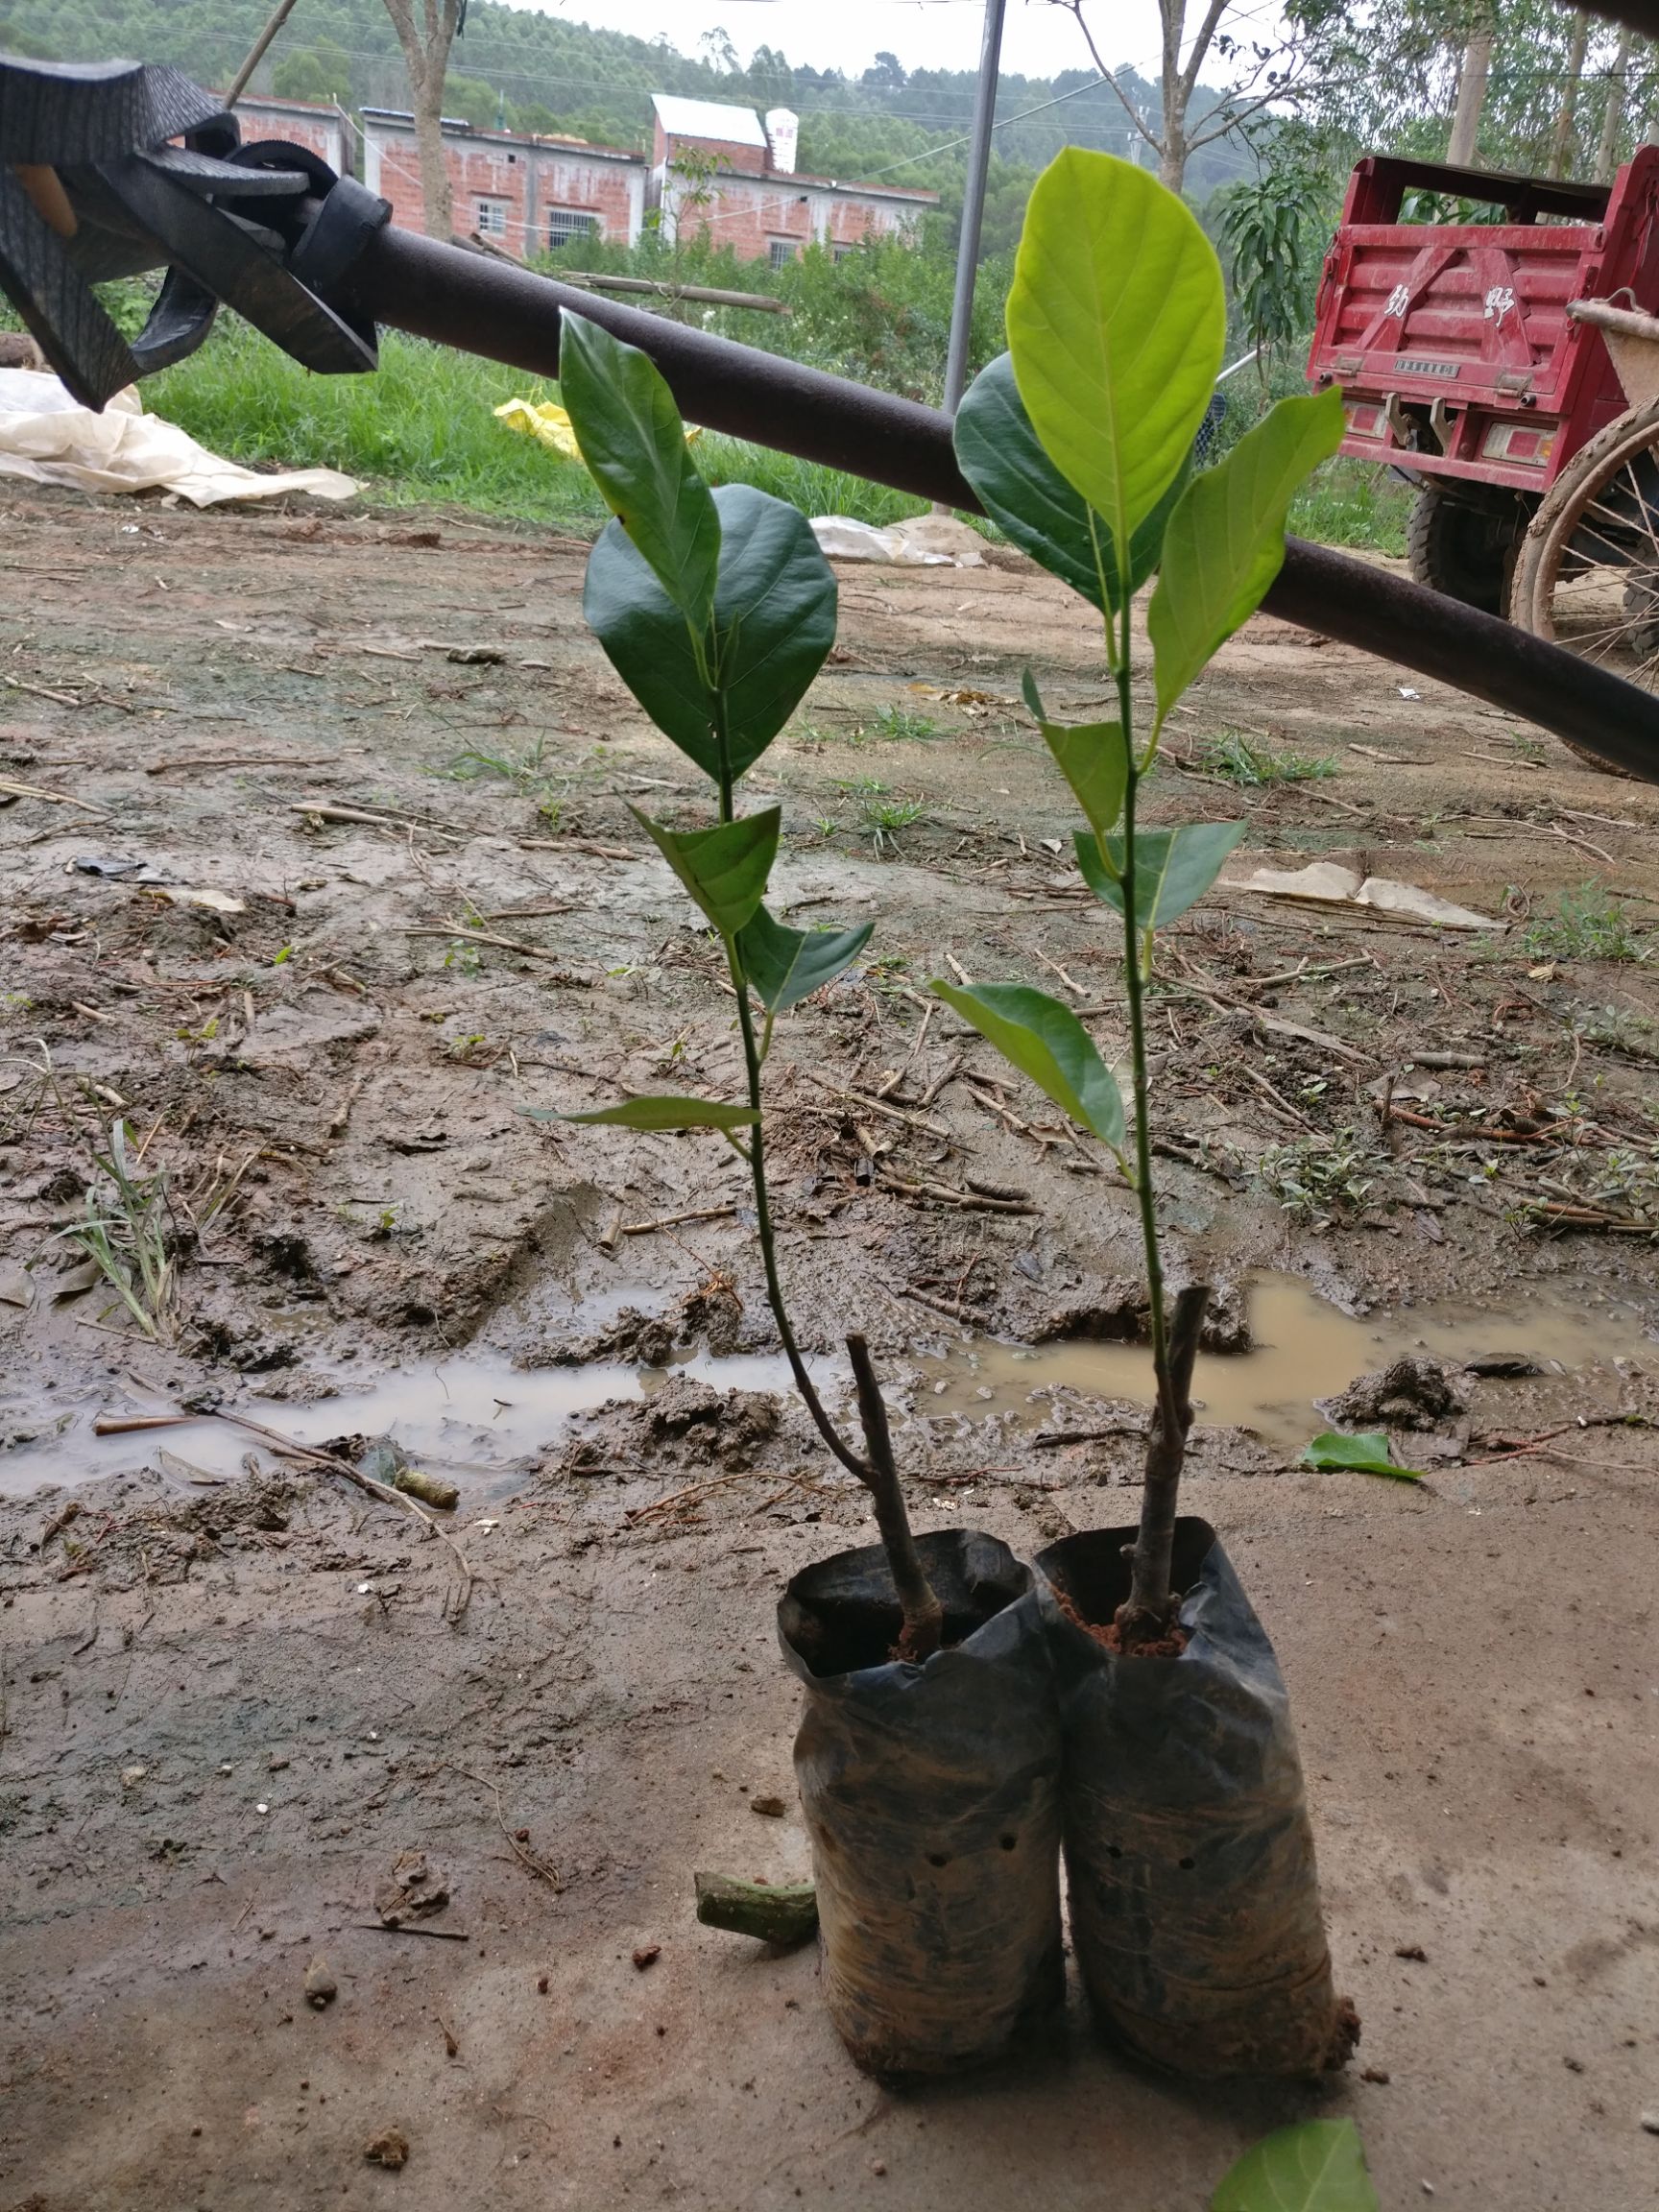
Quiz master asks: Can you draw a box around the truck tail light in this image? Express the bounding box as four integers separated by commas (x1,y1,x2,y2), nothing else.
1482,422,1556,465
1344,402,1385,438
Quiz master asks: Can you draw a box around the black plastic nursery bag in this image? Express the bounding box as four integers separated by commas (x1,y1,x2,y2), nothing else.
1036,1518,1357,2079
778,1527,1062,2075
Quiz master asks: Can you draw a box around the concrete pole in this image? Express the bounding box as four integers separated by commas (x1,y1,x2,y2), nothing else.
942,0,1007,416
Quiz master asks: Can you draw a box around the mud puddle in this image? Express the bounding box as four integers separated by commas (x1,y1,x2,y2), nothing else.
917,1273,1653,1455
1,1342,805,1504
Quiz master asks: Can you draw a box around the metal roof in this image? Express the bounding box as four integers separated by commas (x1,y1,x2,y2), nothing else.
650,93,767,149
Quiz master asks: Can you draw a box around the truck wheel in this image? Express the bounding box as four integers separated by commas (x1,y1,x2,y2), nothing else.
1509,396,1659,777
1406,481,1521,614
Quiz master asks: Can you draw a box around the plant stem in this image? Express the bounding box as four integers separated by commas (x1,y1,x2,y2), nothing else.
1109,597,1209,1650
710,695,943,1647
1119,1283,1209,1647
846,1333,944,1660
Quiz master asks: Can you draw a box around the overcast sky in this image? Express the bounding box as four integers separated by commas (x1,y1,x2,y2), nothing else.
527,2,1170,84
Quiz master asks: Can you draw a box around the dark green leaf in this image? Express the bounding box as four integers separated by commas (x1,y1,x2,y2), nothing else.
929,980,1124,1153
1299,1431,1423,1481
737,903,875,1013
584,485,836,783
1150,389,1346,722
1007,151,1225,563
546,1094,758,1134
1075,822,1245,928
954,352,1182,612
1022,669,1128,845
558,314,719,625
1211,2119,1380,2211
634,805,780,939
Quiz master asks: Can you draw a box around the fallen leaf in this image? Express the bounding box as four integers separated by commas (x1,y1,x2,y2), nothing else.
1300,1431,1423,1481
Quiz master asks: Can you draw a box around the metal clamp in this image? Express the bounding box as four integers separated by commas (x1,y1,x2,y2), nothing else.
0,52,389,408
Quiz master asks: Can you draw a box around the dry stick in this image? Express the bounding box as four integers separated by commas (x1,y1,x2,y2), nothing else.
444,1763,562,1890
92,1407,475,1616
845,1334,943,1661
1118,1285,1211,1649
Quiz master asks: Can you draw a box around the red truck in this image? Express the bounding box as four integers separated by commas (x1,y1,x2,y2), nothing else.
1307,149,1659,713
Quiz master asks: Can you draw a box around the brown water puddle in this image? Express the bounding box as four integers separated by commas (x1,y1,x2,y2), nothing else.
915,1273,1653,1456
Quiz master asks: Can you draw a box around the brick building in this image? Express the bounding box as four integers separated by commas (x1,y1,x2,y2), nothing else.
649,95,935,267
229,91,933,266
228,91,350,179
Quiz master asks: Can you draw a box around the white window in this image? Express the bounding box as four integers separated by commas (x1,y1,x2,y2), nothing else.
548,208,598,249
831,243,857,262
475,198,510,238
768,238,799,271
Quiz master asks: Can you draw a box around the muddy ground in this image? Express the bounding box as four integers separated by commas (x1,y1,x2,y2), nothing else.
2,483,1658,2210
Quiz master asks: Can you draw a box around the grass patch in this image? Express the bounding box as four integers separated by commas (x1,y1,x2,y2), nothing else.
1524,882,1650,963
1288,458,1410,556
1200,730,1337,785
145,314,932,533
61,1119,177,1341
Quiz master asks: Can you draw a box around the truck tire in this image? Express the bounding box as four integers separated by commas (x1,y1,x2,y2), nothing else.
1406,481,1521,614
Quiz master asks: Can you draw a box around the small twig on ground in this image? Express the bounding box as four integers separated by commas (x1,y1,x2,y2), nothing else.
621,1203,739,1238
93,1407,475,1616
876,1169,1037,1214
444,1764,562,1891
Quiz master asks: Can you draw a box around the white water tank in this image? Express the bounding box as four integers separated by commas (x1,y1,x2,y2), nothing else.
764,108,799,174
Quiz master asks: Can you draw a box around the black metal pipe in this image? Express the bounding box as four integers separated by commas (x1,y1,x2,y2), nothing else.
352,223,1659,782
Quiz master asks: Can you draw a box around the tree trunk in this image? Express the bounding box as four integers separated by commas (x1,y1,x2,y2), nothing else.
1159,0,1190,195
382,0,460,241
1549,12,1591,179
410,74,451,239
1597,27,1635,181
1447,17,1495,167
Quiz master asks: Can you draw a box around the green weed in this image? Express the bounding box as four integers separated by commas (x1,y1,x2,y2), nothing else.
1257,1129,1382,1224
1575,1004,1659,1060
1199,731,1337,785
1525,882,1649,963
60,1119,177,1340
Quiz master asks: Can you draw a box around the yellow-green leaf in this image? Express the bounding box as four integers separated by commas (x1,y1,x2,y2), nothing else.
1007,149,1224,566
1149,389,1346,723
1022,669,1127,844
1211,2120,1380,2212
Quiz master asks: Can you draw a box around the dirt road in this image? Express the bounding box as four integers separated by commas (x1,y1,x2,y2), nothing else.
2,486,1656,2209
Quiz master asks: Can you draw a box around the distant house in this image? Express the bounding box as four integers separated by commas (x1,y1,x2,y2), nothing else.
228,90,934,265
649,93,934,267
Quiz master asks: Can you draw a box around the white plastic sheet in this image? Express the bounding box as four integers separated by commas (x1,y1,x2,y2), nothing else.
0,369,358,507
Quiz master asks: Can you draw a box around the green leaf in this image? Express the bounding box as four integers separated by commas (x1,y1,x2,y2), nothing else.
546,1095,758,1134
737,903,875,1013
953,352,1184,613
1149,389,1346,723
1211,2120,1380,2212
928,981,1124,1153
1007,149,1225,564
1299,1431,1423,1482
585,485,836,783
1075,822,1245,929
634,805,780,939
1022,671,1128,844
558,313,720,626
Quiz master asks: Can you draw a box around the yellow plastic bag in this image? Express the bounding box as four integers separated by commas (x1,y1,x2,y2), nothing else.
493,397,702,462
493,397,583,460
